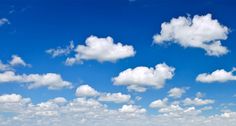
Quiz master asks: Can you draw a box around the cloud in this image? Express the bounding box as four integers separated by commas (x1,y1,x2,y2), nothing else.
149,98,168,108
119,104,146,114
0,71,72,89
46,41,74,58
153,14,229,56
183,97,215,106
113,63,175,92
0,55,29,71
75,85,100,97
0,18,10,26
9,55,29,67
98,92,131,103
196,68,236,83
168,87,186,98
65,36,135,65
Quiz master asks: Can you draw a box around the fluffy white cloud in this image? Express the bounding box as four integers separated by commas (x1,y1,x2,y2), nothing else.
0,71,72,89
65,36,135,65
75,85,99,97
0,18,10,26
149,98,168,108
0,94,26,103
46,41,74,57
9,55,29,67
153,14,229,56
113,63,175,92
119,104,146,114
196,68,236,83
168,87,186,98
98,92,131,103
183,97,215,106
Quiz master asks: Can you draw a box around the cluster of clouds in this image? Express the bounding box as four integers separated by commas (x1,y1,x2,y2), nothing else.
0,55,72,89
0,87,235,126
1,13,236,125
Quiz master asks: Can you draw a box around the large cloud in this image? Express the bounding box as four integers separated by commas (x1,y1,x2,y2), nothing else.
65,36,135,65
196,68,236,83
153,14,229,56
112,63,175,92
0,71,72,89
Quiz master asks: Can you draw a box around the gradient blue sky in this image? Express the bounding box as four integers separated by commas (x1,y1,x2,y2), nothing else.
0,0,236,125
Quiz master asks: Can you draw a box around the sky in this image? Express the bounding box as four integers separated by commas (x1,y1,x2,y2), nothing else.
0,0,236,125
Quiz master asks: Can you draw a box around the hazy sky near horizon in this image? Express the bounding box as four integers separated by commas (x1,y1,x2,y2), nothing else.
0,0,236,125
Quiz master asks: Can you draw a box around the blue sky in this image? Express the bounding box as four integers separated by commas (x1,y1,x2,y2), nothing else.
0,0,236,126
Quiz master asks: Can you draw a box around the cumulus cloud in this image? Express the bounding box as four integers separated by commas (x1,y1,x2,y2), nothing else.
76,85,131,103
149,98,168,108
183,97,215,106
196,68,236,83
153,14,229,56
113,63,175,92
65,36,135,65
75,85,99,97
46,41,74,58
98,92,131,103
168,87,186,98
0,71,72,89
0,18,10,26
119,104,146,114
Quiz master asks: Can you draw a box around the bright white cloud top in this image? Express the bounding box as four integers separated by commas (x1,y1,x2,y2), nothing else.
0,71,72,89
65,36,135,65
113,63,175,92
75,84,100,97
153,14,229,56
196,68,236,83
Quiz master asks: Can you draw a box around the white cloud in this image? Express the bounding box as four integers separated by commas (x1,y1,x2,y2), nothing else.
0,94,26,103
153,14,229,56
119,104,146,114
65,36,135,65
0,71,72,89
46,41,74,58
0,18,10,26
9,55,29,67
98,92,131,103
75,85,99,97
0,55,29,71
149,98,168,108
183,97,215,106
196,68,236,83
168,87,186,98
113,63,175,92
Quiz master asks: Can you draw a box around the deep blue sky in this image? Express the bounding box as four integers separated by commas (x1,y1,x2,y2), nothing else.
0,0,236,114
